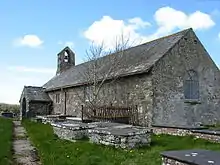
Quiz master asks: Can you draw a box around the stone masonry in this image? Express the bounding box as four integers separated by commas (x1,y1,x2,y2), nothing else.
51,122,95,141
51,121,152,149
152,30,220,127
153,126,220,143
48,74,153,127
88,125,152,149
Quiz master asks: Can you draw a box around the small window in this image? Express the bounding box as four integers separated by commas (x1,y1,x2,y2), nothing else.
55,93,61,104
64,51,69,63
84,86,92,102
184,70,199,100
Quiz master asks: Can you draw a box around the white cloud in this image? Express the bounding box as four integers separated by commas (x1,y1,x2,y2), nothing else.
83,7,215,48
84,16,151,49
154,7,214,35
7,66,55,74
58,41,74,48
13,34,43,48
128,17,151,29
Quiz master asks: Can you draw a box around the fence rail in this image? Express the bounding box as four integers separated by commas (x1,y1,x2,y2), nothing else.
81,105,139,125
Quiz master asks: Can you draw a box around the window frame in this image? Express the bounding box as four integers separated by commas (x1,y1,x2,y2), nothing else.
55,93,61,104
183,70,201,104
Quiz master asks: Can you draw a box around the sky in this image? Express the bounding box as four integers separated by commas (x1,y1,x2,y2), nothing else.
0,0,220,104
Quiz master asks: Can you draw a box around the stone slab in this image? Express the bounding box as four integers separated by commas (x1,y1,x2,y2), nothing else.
152,124,206,130
191,129,220,135
89,126,151,136
161,149,220,165
14,126,26,137
66,117,82,121
88,121,133,128
51,122,96,130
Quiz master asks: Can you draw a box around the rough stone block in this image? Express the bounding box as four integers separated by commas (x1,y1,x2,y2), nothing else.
88,125,152,149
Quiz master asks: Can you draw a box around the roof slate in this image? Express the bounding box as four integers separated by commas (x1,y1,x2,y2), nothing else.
22,86,51,102
43,28,191,91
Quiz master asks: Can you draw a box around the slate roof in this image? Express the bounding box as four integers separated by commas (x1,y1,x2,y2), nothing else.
20,86,52,102
43,28,191,91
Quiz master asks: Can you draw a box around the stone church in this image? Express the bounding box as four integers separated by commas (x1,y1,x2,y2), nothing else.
19,28,220,127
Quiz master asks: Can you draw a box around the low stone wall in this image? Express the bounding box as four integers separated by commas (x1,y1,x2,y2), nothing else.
153,127,192,136
51,121,152,149
153,126,220,143
51,123,95,141
162,157,188,165
192,130,220,143
89,126,152,149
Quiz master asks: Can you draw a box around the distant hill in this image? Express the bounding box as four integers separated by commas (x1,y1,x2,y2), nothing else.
0,103,19,114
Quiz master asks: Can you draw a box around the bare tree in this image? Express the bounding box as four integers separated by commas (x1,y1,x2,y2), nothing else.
77,34,133,112
77,34,153,128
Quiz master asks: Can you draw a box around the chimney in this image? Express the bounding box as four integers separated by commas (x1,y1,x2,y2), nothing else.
56,46,75,75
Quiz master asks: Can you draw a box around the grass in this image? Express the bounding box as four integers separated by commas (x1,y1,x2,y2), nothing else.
23,120,220,165
0,117,13,165
202,123,220,130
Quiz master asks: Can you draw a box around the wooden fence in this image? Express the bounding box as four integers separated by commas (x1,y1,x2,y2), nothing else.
81,105,139,125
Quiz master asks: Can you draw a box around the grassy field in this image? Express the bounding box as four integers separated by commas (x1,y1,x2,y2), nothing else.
23,120,220,165
0,117,13,165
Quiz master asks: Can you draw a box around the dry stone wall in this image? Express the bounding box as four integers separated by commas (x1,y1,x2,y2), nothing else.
153,126,220,143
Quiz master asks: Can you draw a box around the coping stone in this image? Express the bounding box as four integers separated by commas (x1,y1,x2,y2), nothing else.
161,149,220,165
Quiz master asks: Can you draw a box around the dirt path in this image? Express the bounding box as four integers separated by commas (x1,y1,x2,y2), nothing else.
12,120,41,165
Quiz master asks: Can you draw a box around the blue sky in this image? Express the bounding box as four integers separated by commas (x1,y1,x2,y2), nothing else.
0,0,220,104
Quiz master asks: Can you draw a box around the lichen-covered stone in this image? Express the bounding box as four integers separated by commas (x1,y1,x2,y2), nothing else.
152,30,220,127
153,126,220,143
88,126,152,149
52,123,94,141
162,157,189,165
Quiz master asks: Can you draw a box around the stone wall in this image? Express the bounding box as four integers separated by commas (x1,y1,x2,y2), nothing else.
152,127,192,137
89,128,151,149
52,125,89,141
28,101,51,117
152,30,220,127
162,157,188,165
48,73,153,126
48,90,63,115
51,121,152,149
153,126,220,143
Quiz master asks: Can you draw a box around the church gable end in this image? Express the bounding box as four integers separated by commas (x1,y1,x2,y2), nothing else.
152,28,220,127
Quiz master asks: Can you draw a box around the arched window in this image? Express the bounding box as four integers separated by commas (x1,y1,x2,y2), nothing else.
64,51,69,62
184,70,199,100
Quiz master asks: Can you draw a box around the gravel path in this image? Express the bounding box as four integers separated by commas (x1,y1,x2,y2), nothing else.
12,120,41,165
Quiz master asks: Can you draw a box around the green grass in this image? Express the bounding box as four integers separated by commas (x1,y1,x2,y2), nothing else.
23,120,220,165
0,117,13,165
203,123,220,130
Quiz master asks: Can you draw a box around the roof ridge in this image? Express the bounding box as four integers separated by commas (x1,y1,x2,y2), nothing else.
24,86,43,88
55,28,192,74
141,28,191,46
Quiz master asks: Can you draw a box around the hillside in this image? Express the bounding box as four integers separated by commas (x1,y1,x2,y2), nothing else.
0,103,19,114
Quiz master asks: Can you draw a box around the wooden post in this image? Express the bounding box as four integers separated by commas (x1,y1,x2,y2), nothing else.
81,105,84,122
